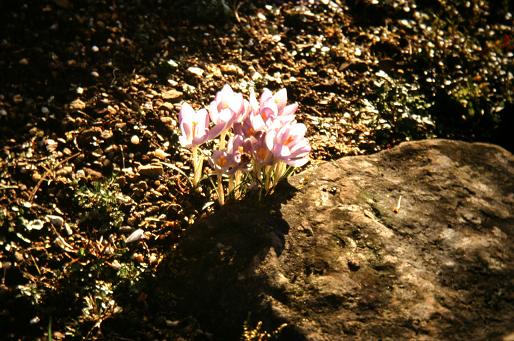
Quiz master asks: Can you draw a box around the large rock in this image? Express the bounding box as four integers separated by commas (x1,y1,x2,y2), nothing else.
166,139,514,340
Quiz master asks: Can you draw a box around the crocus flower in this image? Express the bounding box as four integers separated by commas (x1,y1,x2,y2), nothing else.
209,135,249,174
271,88,299,121
178,102,210,148
265,122,311,167
249,88,298,133
209,150,235,174
208,84,245,140
251,134,274,166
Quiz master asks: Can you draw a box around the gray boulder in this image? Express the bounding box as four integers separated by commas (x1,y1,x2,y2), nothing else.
166,139,514,340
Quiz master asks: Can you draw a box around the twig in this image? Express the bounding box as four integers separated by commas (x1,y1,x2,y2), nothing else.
0,185,18,190
29,152,81,202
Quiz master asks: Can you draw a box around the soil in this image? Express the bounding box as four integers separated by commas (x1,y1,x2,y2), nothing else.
0,0,513,339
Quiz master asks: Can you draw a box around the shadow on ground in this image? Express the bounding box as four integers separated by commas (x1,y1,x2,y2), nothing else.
103,182,304,340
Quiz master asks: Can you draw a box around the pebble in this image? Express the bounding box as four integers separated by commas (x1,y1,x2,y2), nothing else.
25,219,45,231
55,166,73,176
132,253,145,263
110,259,122,270
91,45,99,52
220,64,244,76
69,98,86,110
153,148,170,160
161,89,183,101
138,164,164,177
91,71,100,78
131,135,140,145
187,66,204,77
167,59,178,68
125,228,145,243
83,167,103,180
46,215,64,228
32,172,41,182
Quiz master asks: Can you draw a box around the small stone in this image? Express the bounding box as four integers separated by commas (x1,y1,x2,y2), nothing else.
132,253,145,263
83,167,103,180
45,139,58,152
138,164,164,177
76,87,84,95
19,58,29,65
149,253,158,264
91,45,99,52
41,106,50,114
153,148,170,160
69,98,86,110
55,166,73,176
131,135,140,145
187,66,204,77
161,89,183,101
220,64,244,76
32,172,41,182
106,105,116,115
13,94,23,103
46,215,64,228
101,129,113,140
25,219,45,231
125,228,145,243
91,71,100,78
354,47,362,56
110,259,122,270
252,71,263,81
160,102,174,111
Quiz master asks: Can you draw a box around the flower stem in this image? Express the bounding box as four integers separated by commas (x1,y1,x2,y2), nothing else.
217,174,225,206
228,174,235,199
272,161,286,188
218,131,227,150
191,146,204,187
234,170,242,199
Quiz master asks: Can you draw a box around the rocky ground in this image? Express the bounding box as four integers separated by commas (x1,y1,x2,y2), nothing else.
0,0,513,339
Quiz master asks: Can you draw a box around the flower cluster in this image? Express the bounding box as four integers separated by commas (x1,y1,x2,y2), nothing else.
178,84,310,204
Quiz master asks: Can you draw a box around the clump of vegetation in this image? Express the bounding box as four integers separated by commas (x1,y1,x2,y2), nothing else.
364,72,435,145
241,320,287,341
74,178,128,232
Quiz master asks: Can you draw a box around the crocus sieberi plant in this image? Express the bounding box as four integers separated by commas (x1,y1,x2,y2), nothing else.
177,84,311,204
178,103,210,186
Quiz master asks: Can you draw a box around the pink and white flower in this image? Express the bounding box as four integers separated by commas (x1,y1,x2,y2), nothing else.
210,135,249,174
251,134,274,166
265,122,311,167
208,84,245,139
178,102,210,148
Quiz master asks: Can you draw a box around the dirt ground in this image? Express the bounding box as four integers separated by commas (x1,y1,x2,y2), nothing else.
0,0,512,339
